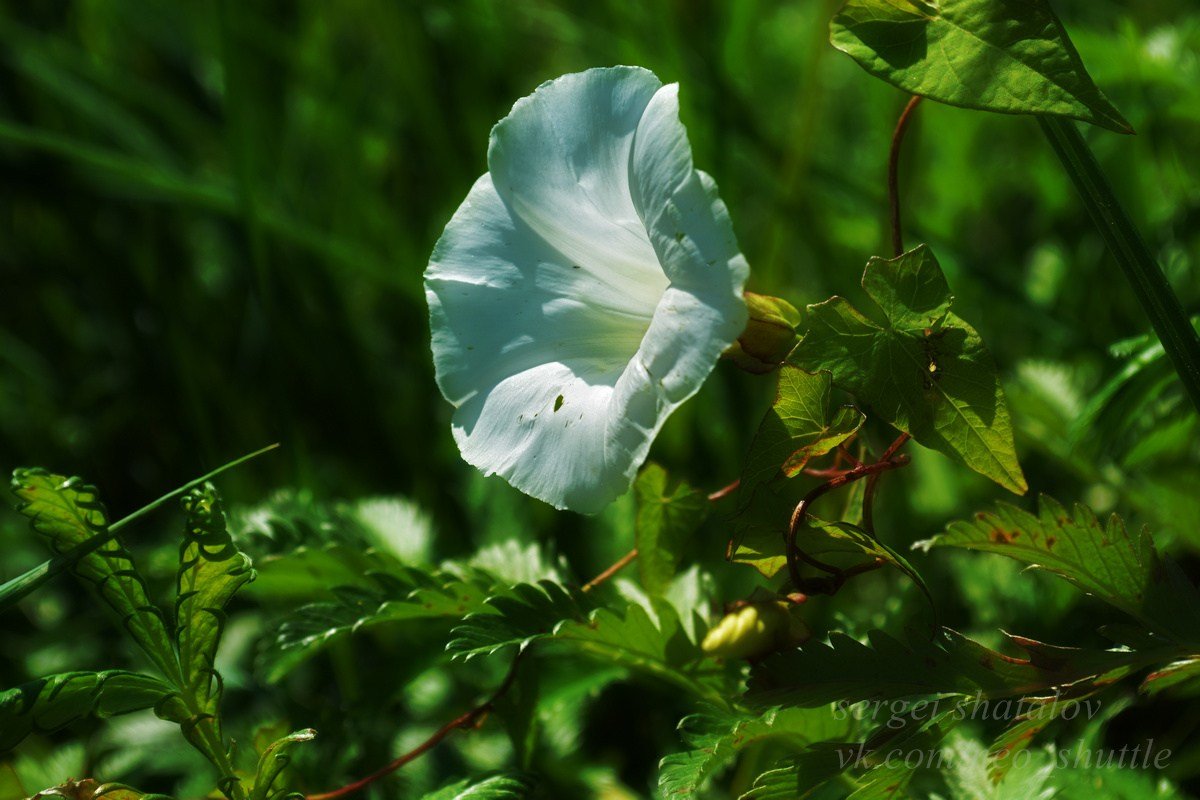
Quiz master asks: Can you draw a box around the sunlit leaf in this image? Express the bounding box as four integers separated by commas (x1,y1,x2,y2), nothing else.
10,470,178,680
175,484,255,716
249,728,315,800
829,0,1132,132
421,773,535,799
926,496,1200,643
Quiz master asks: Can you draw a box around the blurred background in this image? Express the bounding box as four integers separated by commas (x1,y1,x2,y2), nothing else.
1,1,1199,797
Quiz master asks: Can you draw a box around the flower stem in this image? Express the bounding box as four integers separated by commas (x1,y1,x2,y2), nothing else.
1039,116,1200,415
888,95,923,257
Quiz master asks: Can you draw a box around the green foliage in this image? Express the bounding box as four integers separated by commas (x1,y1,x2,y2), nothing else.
658,706,851,797
175,484,255,716
249,729,316,800
449,581,728,705
0,671,173,752
260,567,496,682
735,366,865,510
421,773,534,800
791,246,1026,494
747,628,1144,707
10,469,178,680
829,0,1131,132
634,464,709,597
927,496,1200,643
4,2,1200,798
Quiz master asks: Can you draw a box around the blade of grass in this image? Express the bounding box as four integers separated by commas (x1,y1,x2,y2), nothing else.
0,443,280,613
1040,116,1200,415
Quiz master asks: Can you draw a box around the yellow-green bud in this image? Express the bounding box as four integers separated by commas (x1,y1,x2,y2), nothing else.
701,601,809,660
723,293,801,374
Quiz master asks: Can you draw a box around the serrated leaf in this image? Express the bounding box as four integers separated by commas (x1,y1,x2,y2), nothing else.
261,567,496,682
986,692,1094,784
421,773,535,800
635,464,709,597
792,246,1026,493
175,484,255,716
829,0,1131,133
659,706,850,797
447,581,590,661
1140,658,1200,698
747,629,1147,708
0,672,174,752
10,470,178,680
28,778,170,800
943,734,1055,800
738,750,848,800
249,728,315,800
927,496,1200,643
449,583,729,705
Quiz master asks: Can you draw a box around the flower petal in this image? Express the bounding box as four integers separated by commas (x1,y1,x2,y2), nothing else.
427,68,749,514
487,66,667,302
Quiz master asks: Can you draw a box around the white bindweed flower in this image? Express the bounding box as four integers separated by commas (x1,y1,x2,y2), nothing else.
425,66,749,514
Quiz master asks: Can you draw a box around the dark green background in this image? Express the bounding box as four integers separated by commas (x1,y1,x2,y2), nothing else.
1,1,1198,797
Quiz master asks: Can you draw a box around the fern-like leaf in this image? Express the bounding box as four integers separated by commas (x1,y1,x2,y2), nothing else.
11,470,178,681
0,671,174,752
175,484,256,718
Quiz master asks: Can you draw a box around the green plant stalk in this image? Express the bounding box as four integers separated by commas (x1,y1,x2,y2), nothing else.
1039,116,1200,415
0,443,280,612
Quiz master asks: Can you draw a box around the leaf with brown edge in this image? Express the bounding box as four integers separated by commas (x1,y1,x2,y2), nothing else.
924,495,1200,644
746,628,1158,709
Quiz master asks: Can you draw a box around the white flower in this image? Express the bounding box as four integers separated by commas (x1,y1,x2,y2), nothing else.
425,66,749,514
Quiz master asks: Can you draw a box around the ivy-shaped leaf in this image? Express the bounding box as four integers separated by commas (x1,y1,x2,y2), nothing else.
10,470,178,681
635,464,708,597
659,706,850,797
747,628,1150,708
926,496,1200,643
729,367,865,573
175,484,256,717
733,514,932,604
791,246,1026,494
0,671,174,752
738,366,865,506
830,0,1132,133
249,728,316,800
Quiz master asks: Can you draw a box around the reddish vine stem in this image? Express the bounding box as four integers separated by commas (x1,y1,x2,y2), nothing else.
862,433,911,536
582,548,639,592
308,540,644,800
707,478,741,502
307,652,524,800
785,454,910,593
888,95,923,257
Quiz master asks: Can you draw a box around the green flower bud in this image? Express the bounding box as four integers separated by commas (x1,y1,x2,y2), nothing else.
701,601,809,660
723,293,802,374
